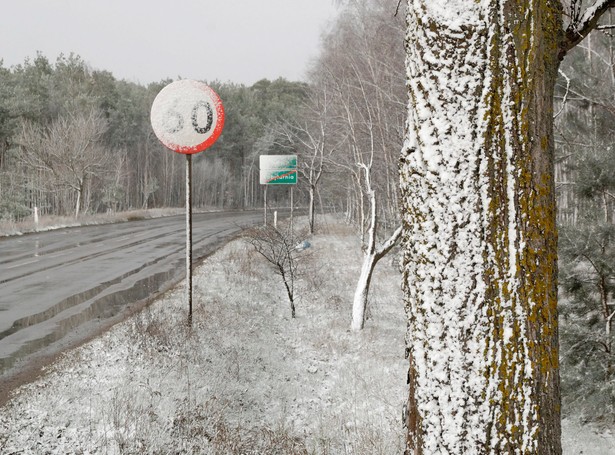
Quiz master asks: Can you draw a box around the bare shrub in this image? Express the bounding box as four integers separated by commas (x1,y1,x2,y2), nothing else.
244,224,310,318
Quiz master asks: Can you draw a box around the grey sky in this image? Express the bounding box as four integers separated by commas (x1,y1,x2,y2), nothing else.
0,0,338,85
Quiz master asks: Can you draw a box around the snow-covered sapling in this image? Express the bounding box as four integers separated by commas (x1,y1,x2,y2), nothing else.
245,225,308,318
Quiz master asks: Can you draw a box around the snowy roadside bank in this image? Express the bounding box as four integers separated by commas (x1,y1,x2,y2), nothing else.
0,207,231,237
0,220,406,453
0,218,613,453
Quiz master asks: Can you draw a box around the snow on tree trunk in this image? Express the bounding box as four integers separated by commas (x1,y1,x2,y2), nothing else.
75,180,83,218
351,160,402,331
400,1,562,453
351,225,401,331
352,253,376,331
75,190,81,218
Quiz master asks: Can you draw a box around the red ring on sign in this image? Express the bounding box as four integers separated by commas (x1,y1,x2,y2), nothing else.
151,81,225,155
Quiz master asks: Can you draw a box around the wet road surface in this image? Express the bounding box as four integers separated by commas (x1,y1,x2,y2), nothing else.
0,211,261,381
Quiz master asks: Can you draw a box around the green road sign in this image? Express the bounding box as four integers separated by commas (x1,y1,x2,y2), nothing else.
259,155,298,185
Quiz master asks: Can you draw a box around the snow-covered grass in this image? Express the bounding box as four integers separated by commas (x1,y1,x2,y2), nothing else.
1,216,613,453
0,208,193,237
0,217,407,453
562,419,615,455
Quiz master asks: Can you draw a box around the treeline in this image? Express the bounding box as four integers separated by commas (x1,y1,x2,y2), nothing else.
555,28,615,423
0,53,309,218
0,0,406,243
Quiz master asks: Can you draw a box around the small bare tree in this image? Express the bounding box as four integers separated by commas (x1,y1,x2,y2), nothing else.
330,63,402,331
245,225,307,318
276,85,336,234
351,160,401,331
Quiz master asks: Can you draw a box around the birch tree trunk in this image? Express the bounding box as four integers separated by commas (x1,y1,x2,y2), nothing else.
351,223,401,331
401,1,563,452
308,185,316,233
350,155,402,330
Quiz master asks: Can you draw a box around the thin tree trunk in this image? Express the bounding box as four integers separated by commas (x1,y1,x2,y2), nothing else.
351,254,376,330
308,185,315,234
351,225,401,331
75,182,83,218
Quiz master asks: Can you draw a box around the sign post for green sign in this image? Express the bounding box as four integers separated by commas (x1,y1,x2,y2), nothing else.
259,155,298,227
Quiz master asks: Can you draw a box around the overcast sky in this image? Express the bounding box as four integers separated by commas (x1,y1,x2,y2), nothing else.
0,0,338,86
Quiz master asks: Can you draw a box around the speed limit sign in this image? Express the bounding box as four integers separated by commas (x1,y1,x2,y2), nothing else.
150,79,225,327
150,79,224,154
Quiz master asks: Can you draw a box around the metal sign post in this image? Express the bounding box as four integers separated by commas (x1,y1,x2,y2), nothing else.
259,155,298,230
186,154,193,326
264,185,268,226
151,80,225,326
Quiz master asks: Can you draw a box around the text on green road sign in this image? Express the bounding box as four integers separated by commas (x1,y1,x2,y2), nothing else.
260,168,297,185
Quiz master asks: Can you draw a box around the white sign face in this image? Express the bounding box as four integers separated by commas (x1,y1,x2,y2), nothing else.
150,80,224,154
259,155,297,170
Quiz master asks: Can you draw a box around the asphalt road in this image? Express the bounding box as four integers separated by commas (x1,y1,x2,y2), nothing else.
0,211,261,381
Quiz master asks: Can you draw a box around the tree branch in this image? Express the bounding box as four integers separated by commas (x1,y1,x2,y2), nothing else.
554,69,571,119
374,225,402,262
560,0,615,59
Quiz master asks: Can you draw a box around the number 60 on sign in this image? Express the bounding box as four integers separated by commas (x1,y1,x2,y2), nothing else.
150,79,224,154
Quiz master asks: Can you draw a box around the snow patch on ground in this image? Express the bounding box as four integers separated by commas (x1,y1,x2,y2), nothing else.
562,419,615,455
0,219,406,453
0,218,613,453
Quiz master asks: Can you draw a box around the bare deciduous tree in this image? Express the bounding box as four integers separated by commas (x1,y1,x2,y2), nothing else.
305,0,406,330
17,109,110,217
277,85,335,235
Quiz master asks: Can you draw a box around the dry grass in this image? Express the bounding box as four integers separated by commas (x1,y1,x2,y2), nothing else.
4,216,612,453
0,216,407,454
